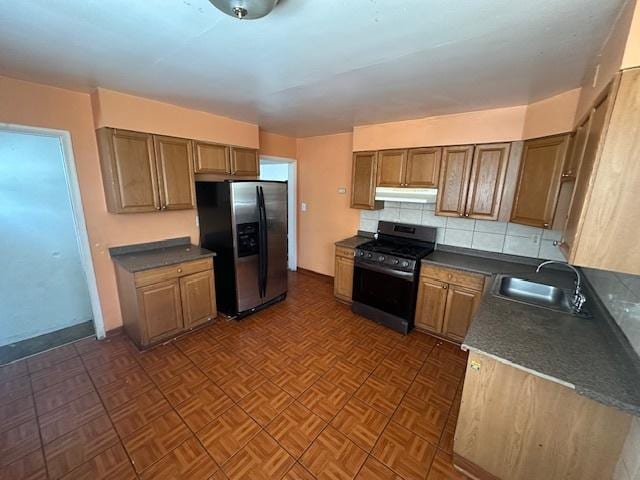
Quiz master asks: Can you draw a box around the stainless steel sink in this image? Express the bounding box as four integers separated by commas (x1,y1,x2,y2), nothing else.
493,275,590,317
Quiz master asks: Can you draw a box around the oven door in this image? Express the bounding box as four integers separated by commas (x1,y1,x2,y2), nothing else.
352,262,417,321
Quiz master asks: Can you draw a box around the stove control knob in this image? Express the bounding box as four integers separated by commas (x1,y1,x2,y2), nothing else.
392,259,399,265
358,251,364,256
366,253,372,259
401,261,410,268
378,255,385,262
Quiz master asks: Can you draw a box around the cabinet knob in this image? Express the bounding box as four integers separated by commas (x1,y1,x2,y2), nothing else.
458,213,464,217
177,268,183,273
543,223,550,228
442,285,448,289
553,240,565,247
464,213,469,217
155,206,161,210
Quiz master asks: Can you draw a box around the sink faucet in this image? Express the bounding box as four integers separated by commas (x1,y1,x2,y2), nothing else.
536,260,586,313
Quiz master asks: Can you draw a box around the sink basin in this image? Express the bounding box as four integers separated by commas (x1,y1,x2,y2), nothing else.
493,276,589,317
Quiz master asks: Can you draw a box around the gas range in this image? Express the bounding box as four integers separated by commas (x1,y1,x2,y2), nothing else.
352,221,437,334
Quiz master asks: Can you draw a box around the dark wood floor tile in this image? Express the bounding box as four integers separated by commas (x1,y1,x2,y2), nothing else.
84,351,140,379
96,367,154,412
300,426,367,480
26,344,78,374
298,379,350,422
198,350,240,382
385,348,425,370
437,415,457,454
74,334,134,358
121,410,192,474
371,358,419,392
0,448,47,480
138,345,191,383
34,372,95,416
355,456,403,479
0,374,32,406
174,330,221,356
426,448,468,480
39,391,105,444
59,443,136,480
391,393,449,444
30,357,85,392
283,462,316,480
354,376,405,417
266,401,326,459
341,345,386,373
331,398,389,452
218,363,267,402
222,430,295,480
44,415,118,480
156,366,211,406
408,374,458,405
139,437,218,480
238,381,294,427
108,387,172,438
371,422,436,480
196,405,261,466
0,418,41,467
299,348,338,376
175,384,234,432
0,360,28,383
0,394,35,434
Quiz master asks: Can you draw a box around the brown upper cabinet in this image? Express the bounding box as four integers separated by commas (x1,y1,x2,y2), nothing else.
559,68,640,274
351,151,383,210
193,141,230,174
376,147,442,187
510,134,570,228
436,143,510,220
194,142,258,177
97,128,194,213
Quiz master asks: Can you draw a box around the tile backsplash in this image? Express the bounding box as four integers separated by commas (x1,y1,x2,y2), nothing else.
360,201,564,261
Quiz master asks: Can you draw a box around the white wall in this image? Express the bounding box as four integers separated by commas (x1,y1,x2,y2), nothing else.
0,131,92,345
360,202,565,260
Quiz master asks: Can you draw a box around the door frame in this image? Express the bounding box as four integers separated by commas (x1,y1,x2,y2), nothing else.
259,155,297,271
1,122,106,339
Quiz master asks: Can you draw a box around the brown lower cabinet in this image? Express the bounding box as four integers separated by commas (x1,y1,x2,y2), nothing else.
114,257,217,349
334,246,355,302
414,264,485,342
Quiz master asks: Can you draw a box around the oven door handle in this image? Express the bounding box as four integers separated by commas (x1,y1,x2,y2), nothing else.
355,262,415,280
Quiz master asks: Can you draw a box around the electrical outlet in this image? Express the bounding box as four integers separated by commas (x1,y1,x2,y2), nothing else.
337,187,346,194
301,202,307,212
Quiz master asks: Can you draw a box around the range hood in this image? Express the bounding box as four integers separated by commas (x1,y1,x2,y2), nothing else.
375,187,438,204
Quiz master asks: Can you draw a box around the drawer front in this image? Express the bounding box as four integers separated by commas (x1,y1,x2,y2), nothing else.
335,246,355,259
134,257,213,287
421,264,485,290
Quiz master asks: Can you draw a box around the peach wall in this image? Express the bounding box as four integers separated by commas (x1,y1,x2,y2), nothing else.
522,88,581,139
0,76,260,333
92,88,259,147
297,133,359,276
259,130,297,159
622,0,640,69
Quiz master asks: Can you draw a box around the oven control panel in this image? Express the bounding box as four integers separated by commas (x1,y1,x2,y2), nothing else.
354,248,416,272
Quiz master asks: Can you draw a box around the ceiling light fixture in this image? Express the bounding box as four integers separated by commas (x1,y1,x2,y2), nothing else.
209,0,279,20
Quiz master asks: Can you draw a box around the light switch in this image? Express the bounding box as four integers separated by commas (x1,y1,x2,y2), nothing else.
301,202,307,212
337,187,346,194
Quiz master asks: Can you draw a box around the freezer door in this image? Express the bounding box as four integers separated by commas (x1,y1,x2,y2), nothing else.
230,182,262,312
261,182,288,301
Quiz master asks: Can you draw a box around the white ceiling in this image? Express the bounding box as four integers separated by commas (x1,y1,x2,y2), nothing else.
0,0,626,136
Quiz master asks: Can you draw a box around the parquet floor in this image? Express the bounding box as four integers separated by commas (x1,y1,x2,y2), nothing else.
0,271,470,480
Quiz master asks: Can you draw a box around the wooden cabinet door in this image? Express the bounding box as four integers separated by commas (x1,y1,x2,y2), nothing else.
154,135,195,211
180,270,216,329
561,89,613,261
109,129,160,213
193,141,230,174
510,135,570,228
351,151,382,209
563,123,589,181
465,143,510,220
377,149,407,187
230,147,259,176
405,147,441,187
436,145,474,217
442,285,481,342
334,255,354,302
137,279,184,345
414,277,448,334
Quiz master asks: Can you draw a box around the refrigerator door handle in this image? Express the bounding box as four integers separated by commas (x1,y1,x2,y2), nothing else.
256,186,265,298
259,186,269,298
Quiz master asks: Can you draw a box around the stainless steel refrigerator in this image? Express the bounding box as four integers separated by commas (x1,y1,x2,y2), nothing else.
195,180,288,318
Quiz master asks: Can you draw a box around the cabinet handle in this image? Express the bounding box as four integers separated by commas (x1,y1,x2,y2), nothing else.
562,171,573,177
464,213,469,217
458,213,464,217
553,240,565,246
177,268,183,273
543,223,550,228
442,285,448,289
155,206,161,210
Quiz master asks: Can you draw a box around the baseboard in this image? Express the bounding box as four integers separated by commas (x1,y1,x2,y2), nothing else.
453,453,501,480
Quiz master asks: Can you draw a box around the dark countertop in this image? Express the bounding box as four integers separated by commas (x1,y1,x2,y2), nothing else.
110,237,216,273
335,232,373,249
422,247,640,416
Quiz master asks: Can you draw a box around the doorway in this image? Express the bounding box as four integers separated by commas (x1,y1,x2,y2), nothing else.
260,156,297,271
0,125,103,364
